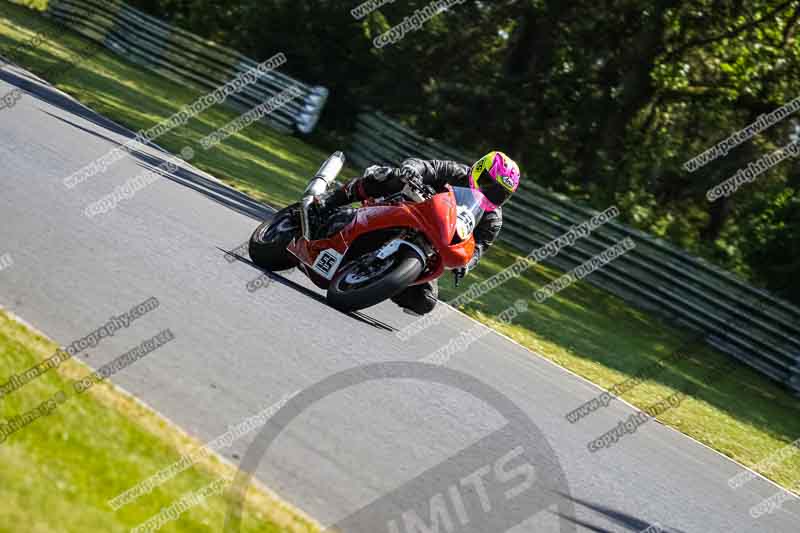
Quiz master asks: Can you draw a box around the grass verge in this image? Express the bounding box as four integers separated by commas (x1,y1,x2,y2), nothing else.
0,308,317,532
1,0,798,498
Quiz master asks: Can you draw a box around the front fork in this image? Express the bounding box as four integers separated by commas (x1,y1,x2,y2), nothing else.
299,196,315,241
301,151,346,240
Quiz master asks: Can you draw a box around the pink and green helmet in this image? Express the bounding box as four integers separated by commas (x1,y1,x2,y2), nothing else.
469,151,521,211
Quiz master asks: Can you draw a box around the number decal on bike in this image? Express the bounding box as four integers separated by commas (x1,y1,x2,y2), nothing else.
455,206,476,240
313,248,344,279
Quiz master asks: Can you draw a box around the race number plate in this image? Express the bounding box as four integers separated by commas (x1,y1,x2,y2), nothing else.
456,206,477,240
312,248,344,280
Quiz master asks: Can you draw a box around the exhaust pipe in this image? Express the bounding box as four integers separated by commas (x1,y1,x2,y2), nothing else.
304,151,346,198
300,151,346,240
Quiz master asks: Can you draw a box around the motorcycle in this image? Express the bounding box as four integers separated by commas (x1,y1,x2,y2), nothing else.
248,151,485,312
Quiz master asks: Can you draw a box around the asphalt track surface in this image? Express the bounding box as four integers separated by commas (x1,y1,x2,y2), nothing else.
1,64,798,533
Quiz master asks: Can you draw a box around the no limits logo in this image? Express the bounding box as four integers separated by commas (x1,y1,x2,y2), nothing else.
223,362,577,532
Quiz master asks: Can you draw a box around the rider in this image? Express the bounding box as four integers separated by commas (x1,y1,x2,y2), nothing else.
314,151,521,316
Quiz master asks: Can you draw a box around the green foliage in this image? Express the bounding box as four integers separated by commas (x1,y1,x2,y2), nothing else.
2,1,800,496
6,0,47,10
36,0,800,303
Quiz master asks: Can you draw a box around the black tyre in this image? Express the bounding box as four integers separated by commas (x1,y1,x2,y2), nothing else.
248,204,300,271
327,248,424,312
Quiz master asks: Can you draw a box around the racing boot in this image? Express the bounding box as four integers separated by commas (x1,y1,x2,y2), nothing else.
391,280,439,316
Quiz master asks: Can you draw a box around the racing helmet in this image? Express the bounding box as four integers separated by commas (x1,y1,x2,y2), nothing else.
469,151,520,211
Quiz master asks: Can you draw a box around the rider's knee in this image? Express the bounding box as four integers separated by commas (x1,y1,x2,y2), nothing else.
393,282,438,315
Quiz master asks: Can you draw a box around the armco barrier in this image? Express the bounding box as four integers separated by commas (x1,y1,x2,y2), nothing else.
350,111,800,395
43,0,327,133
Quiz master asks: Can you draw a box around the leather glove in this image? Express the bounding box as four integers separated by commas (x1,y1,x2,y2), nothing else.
364,164,423,185
453,246,483,287
311,189,338,219
466,245,482,273
396,165,423,185
363,165,394,182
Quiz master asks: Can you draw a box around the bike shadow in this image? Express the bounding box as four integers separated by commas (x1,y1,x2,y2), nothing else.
554,491,688,533
219,247,397,333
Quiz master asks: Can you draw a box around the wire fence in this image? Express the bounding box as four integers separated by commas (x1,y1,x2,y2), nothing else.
44,0,328,134
350,111,800,396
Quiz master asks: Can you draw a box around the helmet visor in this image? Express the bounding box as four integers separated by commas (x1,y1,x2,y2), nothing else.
480,178,512,207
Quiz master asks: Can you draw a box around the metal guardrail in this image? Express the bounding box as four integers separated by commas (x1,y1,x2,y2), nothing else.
44,0,328,134
351,111,800,396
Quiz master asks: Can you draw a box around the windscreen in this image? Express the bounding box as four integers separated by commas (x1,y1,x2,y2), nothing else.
452,186,486,240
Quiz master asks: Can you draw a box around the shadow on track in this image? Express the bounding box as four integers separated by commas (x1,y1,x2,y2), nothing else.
0,62,270,221
130,149,275,221
40,109,275,222
219,247,397,333
555,492,688,533
2,63,397,333
0,65,134,137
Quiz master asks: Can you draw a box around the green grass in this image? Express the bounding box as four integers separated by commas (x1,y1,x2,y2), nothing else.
442,247,800,490
0,310,317,533
2,0,799,501
0,0,354,208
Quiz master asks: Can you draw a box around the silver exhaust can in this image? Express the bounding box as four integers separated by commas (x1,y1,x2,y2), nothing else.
304,151,346,197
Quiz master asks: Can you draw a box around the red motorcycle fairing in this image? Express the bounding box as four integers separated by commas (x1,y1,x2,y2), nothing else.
287,186,476,289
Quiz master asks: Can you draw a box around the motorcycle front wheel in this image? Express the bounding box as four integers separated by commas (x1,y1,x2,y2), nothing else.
327,248,424,312
248,204,300,271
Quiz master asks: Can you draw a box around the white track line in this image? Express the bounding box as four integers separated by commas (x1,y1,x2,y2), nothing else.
445,300,800,501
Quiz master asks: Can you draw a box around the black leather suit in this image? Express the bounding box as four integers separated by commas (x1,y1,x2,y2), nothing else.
327,158,503,315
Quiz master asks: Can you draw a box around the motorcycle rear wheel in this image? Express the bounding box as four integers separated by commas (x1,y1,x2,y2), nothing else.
248,204,300,271
327,248,424,312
